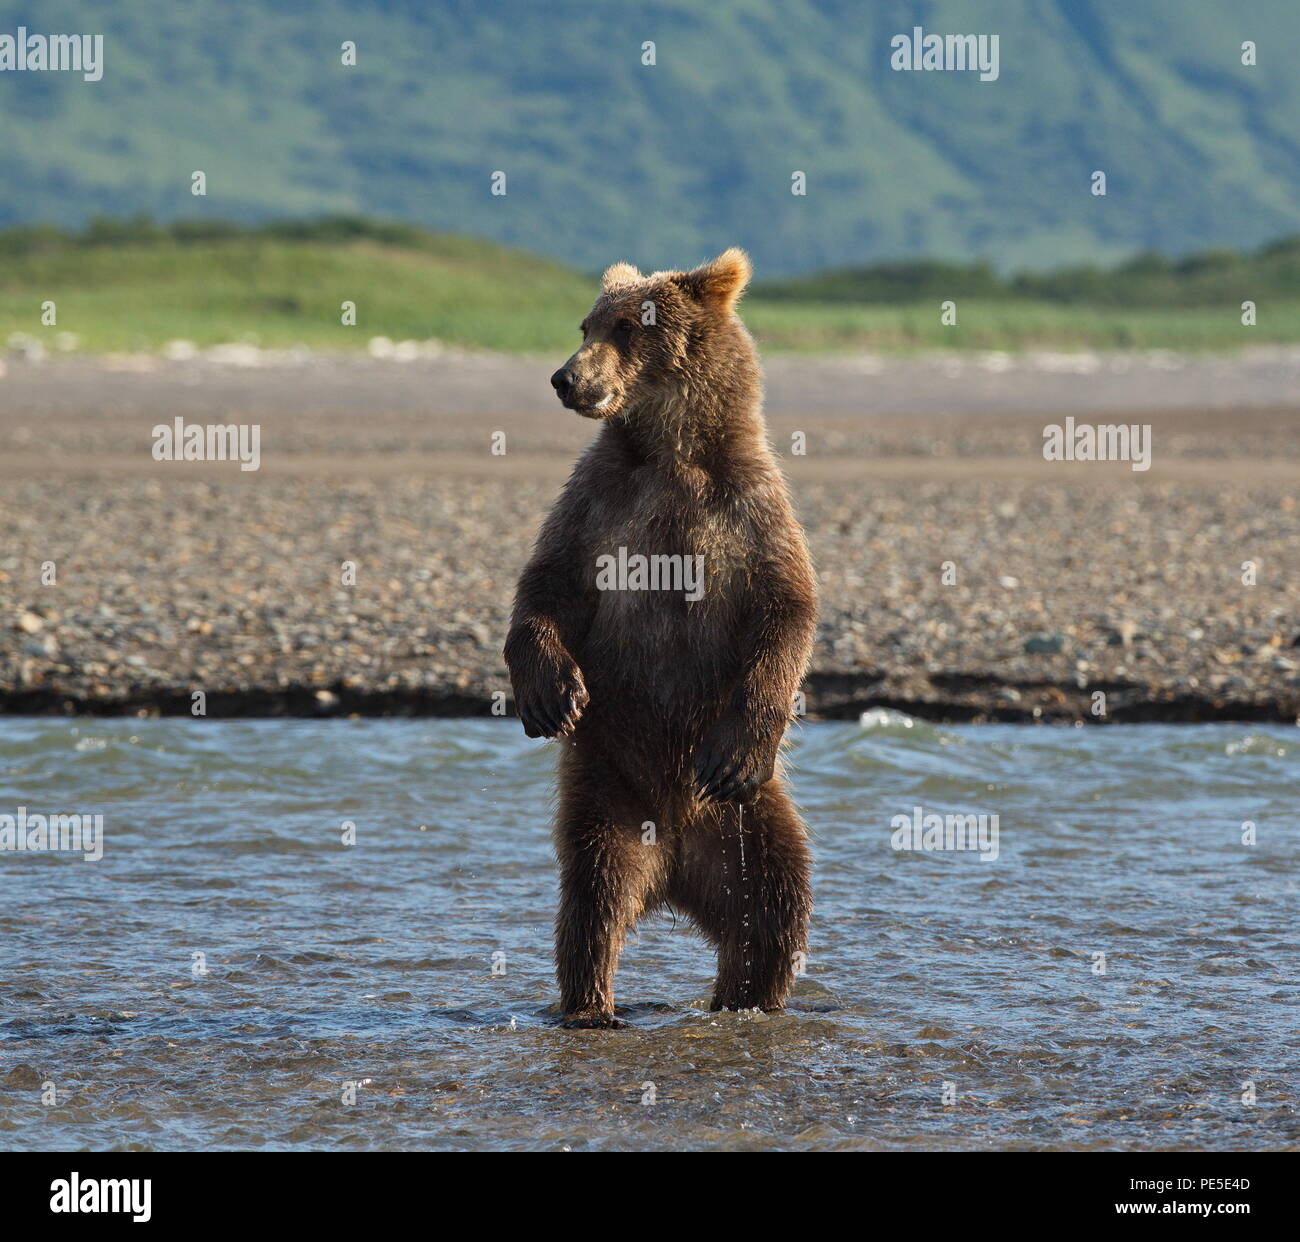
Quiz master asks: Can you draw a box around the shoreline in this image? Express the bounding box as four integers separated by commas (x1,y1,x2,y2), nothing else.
3,354,1297,730
1,679,1296,724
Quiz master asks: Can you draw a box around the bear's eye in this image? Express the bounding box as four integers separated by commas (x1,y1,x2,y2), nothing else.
614,320,635,338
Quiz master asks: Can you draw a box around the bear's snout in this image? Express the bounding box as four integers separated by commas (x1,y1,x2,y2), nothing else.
550,367,574,402
551,365,612,416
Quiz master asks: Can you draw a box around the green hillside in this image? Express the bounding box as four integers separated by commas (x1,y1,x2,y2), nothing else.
756,237,1300,306
0,219,592,353
0,1,1297,276
2,218,1294,354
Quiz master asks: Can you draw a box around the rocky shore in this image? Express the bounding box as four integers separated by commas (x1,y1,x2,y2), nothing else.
2,352,1298,723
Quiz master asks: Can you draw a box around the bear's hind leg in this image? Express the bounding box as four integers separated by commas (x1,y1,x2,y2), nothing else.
554,792,663,1029
674,785,812,1013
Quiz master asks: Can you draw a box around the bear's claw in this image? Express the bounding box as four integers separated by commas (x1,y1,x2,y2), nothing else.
519,667,588,739
693,744,769,804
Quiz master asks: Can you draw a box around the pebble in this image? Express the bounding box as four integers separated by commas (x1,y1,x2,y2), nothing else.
1,398,1296,721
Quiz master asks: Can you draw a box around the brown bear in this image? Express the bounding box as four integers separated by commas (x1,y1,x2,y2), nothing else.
504,248,816,1028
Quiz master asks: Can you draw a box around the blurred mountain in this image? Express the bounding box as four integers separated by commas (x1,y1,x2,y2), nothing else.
1,0,1296,275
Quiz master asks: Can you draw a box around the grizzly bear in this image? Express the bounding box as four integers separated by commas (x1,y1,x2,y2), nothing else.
504,249,816,1028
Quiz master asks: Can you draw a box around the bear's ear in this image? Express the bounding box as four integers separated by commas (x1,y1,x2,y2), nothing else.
677,248,752,312
600,261,641,292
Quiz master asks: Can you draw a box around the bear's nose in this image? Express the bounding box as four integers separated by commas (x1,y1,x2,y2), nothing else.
550,368,574,401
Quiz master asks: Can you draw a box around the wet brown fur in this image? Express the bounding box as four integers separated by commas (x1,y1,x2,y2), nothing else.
504,249,817,1028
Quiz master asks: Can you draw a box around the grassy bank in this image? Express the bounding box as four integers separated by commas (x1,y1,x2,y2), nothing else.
0,219,1293,355
0,228,594,355
742,300,1294,352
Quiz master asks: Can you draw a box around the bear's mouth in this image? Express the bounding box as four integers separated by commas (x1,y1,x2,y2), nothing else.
565,391,616,417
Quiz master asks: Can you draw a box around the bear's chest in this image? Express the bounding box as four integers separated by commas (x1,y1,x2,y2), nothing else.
583,464,750,629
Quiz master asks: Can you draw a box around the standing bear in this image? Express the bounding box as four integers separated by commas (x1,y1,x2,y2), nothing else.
504,249,817,1028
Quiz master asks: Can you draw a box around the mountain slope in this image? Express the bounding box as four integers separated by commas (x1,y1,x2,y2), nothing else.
1,0,1296,275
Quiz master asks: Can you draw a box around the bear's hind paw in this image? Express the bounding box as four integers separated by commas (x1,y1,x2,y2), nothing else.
560,1013,627,1030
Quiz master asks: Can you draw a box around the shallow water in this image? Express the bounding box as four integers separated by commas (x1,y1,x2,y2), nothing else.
0,715,1295,1151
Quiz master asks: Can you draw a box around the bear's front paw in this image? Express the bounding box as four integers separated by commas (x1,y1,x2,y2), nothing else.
693,718,777,805
517,661,589,740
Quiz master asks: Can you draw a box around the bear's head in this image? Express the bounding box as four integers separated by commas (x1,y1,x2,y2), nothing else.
549,248,754,421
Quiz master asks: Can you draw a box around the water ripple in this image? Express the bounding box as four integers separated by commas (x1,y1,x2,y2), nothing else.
0,717,1295,1151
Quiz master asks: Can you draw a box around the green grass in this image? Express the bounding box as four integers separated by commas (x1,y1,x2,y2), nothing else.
0,234,595,355
1,231,1295,355
743,299,1300,352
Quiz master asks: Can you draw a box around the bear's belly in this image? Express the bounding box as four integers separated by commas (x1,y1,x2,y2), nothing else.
581,587,739,722
579,494,751,731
